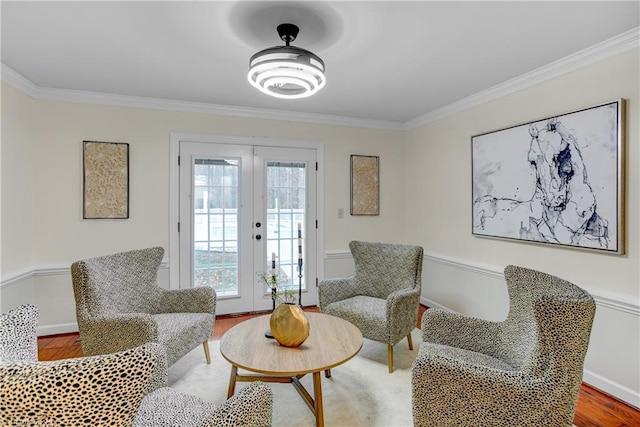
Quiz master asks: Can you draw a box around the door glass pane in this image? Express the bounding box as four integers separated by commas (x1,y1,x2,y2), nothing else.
193,158,239,296
265,161,306,296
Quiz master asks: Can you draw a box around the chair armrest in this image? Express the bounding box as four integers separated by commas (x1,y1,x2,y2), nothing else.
420,308,502,354
80,313,158,356
386,288,420,343
209,382,273,427
318,277,357,310
158,287,216,314
145,342,169,393
134,382,273,427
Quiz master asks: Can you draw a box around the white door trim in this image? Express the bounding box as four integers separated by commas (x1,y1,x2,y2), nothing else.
169,132,325,295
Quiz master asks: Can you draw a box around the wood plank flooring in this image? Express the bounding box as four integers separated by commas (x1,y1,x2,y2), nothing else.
37,305,639,426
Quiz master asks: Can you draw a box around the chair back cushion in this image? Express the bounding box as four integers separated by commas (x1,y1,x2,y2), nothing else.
350,241,423,299
71,247,165,319
0,304,39,363
0,343,159,426
503,265,596,377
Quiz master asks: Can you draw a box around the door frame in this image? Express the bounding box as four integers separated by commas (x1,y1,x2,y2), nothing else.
168,132,325,297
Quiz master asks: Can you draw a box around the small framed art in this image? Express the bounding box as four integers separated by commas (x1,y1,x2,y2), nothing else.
350,154,380,216
83,141,129,219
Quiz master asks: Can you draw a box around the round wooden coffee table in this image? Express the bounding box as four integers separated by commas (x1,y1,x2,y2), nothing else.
220,312,363,427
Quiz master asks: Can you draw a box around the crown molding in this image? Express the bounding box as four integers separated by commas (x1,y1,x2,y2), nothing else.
404,26,640,130
2,26,638,132
0,63,404,131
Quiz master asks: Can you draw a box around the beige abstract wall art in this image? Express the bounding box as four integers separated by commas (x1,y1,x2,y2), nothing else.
83,141,129,219
350,155,379,216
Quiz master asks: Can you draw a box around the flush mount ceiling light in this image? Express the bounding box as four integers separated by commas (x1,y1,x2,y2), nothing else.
248,23,326,99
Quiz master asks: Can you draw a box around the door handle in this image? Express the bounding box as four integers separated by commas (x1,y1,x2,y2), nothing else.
255,234,262,241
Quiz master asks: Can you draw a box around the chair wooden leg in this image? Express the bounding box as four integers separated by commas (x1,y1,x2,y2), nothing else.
407,333,413,351
203,340,211,364
388,344,394,373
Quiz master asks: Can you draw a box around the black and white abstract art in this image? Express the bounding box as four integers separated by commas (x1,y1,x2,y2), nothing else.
472,100,624,254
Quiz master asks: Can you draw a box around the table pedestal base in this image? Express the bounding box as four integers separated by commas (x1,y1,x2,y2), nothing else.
227,365,331,427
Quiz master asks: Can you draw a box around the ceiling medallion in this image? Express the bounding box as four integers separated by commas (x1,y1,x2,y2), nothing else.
248,23,326,99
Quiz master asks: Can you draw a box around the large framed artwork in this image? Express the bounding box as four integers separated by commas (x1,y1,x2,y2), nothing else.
350,154,380,216
83,141,129,219
472,99,625,254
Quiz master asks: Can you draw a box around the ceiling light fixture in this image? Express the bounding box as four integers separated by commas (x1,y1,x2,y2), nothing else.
248,23,326,99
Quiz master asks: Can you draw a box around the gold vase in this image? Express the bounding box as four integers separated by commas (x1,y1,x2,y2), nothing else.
270,303,310,347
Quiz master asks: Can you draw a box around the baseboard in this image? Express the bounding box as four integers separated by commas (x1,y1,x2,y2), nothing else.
583,369,640,410
37,322,78,337
419,296,453,312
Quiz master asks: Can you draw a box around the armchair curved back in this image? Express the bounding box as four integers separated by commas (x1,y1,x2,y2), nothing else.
71,247,165,323
499,265,595,376
350,241,424,299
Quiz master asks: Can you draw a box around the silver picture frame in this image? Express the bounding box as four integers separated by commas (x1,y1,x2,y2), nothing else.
471,99,625,254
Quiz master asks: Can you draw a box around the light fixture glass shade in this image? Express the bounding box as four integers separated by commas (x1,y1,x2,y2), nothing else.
248,46,326,99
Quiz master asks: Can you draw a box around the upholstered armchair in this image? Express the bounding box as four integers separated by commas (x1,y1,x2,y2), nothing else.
0,304,274,427
71,246,216,367
319,240,424,372
0,304,39,363
412,265,596,426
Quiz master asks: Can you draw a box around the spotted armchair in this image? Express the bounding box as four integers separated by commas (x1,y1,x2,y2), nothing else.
319,241,424,372
412,265,596,426
0,304,39,363
0,304,273,427
71,246,216,367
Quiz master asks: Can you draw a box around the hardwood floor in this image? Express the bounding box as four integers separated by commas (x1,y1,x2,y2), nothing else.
37,305,639,426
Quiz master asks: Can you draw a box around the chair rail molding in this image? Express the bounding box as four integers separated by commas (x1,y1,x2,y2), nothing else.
3,253,638,317
326,250,639,316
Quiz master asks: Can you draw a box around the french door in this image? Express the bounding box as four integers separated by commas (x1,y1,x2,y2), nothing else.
178,141,317,315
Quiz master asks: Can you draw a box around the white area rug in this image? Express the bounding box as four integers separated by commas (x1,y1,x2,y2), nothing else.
169,328,422,427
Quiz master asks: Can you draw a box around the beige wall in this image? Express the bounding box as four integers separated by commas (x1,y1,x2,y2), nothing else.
0,84,37,275
0,83,405,275
405,48,638,300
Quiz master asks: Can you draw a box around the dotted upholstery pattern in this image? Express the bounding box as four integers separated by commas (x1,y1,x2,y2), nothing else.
0,343,159,426
411,265,596,426
0,302,272,426
319,241,424,347
134,382,274,427
71,247,216,370
0,304,39,363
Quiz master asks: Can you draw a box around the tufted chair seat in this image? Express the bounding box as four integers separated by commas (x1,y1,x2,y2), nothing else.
71,246,216,367
411,265,596,426
319,241,424,373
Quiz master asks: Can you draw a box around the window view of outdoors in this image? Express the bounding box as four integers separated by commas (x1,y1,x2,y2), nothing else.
192,158,307,299
193,159,239,296
265,161,306,295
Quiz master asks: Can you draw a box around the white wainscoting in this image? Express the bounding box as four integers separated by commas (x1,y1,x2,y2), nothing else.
3,253,638,408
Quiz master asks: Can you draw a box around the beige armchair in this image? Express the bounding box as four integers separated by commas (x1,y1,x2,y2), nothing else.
71,246,215,367
319,241,424,372
412,265,596,426
0,304,273,427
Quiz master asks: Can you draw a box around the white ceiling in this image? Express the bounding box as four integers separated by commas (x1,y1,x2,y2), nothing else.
1,1,639,126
